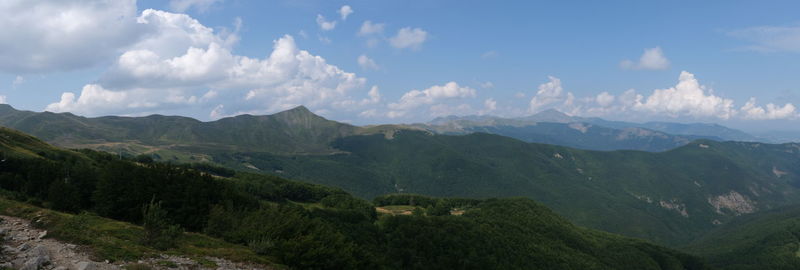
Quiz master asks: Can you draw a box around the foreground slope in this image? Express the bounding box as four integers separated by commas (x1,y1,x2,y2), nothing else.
0,126,707,269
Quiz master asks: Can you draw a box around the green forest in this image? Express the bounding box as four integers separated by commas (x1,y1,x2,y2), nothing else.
0,127,707,269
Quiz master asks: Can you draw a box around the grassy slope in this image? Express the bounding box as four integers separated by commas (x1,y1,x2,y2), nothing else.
0,198,278,267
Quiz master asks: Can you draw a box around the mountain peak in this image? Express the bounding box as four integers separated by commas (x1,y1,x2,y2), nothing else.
536,108,569,117
286,105,311,114
523,109,575,123
272,105,325,120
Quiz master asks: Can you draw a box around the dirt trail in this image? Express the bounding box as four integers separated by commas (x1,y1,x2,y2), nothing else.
0,215,269,270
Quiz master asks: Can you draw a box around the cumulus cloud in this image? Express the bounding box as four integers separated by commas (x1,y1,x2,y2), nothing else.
389,27,428,50
740,98,797,120
529,76,564,112
729,24,800,53
535,71,799,121
620,47,670,70
43,7,372,118
45,84,162,115
595,92,615,107
0,0,145,73
360,86,381,105
633,71,735,119
316,14,336,31
388,82,476,118
358,21,385,36
0,95,6,104
169,0,223,13
338,5,353,20
357,54,379,70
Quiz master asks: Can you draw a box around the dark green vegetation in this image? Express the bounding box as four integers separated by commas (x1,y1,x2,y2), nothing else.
215,130,800,247
0,105,797,249
685,205,800,269
0,126,708,269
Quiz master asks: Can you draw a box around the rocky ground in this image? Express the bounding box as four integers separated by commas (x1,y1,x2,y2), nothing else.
0,215,270,270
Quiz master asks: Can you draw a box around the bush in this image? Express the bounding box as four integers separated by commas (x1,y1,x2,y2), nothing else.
248,237,276,255
141,199,182,250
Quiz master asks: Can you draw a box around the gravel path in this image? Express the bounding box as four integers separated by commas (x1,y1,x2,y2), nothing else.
0,215,270,270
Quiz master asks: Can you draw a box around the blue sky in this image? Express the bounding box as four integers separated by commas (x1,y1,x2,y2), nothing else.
1,0,800,132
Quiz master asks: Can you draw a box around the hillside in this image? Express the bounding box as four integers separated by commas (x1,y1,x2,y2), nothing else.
685,205,800,269
0,126,708,269
212,130,800,246
0,104,360,156
2,106,797,248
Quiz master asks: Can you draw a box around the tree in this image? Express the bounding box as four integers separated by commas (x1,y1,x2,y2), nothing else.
141,199,182,250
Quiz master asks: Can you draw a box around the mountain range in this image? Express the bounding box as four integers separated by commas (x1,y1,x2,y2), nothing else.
0,126,709,269
419,109,763,151
2,104,800,249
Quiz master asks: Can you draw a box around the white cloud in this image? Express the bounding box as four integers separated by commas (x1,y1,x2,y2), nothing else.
209,104,226,119
358,21,385,36
0,0,145,73
0,95,6,104
740,98,797,120
45,84,158,115
11,76,23,88
359,109,380,118
316,14,336,31
595,92,615,107
620,47,670,70
729,24,800,53
389,27,428,50
388,82,476,117
480,81,494,89
169,0,223,13
129,9,239,62
338,5,353,20
633,71,735,119
45,7,372,118
479,98,497,115
360,86,381,105
529,76,564,112
357,54,379,70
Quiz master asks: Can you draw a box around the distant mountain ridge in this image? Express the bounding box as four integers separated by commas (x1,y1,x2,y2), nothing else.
421,109,761,152
0,104,364,155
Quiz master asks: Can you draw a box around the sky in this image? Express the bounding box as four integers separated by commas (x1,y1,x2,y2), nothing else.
1,0,800,132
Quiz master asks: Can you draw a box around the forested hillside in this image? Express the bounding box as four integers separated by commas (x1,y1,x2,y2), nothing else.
214,130,800,246
0,127,708,269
